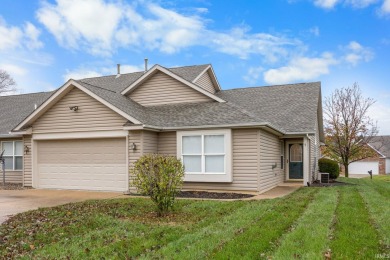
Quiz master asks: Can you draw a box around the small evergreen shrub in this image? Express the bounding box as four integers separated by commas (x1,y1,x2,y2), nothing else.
132,154,184,216
318,158,340,179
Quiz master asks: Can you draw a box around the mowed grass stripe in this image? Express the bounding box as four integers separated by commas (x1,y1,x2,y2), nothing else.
330,186,381,259
209,188,318,259
142,188,318,260
271,187,339,260
355,179,390,251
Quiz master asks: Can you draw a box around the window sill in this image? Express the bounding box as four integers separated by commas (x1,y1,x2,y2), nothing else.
184,173,232,183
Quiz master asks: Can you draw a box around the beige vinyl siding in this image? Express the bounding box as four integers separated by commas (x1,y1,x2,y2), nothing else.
194,71,216,94
157,132,176,155
23,136,32,186
33,87,127,133
0,138,23,184
183,129,259,192
258,130,284,193
142,131,158,154
129,71,212,106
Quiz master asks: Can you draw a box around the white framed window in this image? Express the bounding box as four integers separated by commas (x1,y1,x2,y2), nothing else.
1,141,23,171
177,129,232,182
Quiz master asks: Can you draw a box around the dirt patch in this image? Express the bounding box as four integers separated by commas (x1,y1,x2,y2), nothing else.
0,183,31,190
309,180,353,187
177,191,254,199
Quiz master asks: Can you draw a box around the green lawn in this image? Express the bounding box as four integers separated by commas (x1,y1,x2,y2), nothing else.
1,176,389,259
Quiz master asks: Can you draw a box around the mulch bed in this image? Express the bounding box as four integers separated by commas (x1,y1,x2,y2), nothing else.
177,191,254,199
309,180,353,187
0,183,31,190
129,191,255,199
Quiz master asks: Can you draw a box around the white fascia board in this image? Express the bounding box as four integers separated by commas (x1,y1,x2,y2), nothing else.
9,128,32,135
123,122,285,135
33,130,128,140
121,65,226,103
13,80,141,131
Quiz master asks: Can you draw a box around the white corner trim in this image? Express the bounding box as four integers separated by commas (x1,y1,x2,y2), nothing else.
32,130,129,140
13,80,141,132
120,65,226,103
177,129,232,182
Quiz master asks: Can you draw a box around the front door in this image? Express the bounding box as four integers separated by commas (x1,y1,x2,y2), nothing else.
289,143,303,179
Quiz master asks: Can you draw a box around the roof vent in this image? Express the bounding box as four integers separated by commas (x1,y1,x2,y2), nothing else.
116,64,121,78
144,58,148,73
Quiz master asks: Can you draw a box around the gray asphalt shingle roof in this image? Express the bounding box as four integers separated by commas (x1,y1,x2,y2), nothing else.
370,136,390,157
0,92,53,136
0,64,321,136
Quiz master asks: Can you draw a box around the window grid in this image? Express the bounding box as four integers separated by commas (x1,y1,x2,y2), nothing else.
182,134,225,174
1,141,23,171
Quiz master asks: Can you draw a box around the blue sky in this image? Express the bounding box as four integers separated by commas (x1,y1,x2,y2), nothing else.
1,0,390,133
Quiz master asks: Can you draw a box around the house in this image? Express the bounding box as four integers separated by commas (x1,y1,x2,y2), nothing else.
347,136,390,175
0,64,324,193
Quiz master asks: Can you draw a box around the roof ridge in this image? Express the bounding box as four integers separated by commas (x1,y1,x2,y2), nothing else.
77,80,117,93
0,91,53,98
221,81,321,92
168,64,210,69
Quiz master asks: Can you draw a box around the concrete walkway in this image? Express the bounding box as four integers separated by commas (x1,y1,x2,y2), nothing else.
249,183,301,200
0,189,126,224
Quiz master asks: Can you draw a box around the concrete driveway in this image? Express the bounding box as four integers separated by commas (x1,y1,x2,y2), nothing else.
0,189,127,224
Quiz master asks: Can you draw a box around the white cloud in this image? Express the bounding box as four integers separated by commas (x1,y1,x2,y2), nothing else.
63,69,102,81
345,0,379,8
0,63,27,76
0,17,43,51
343,41,374,66
243,66,264,85
313,0,340,9
36,0,299,62
0,18,23,50
263,52,337,84
380,0,390,13
63,63,145,81
24,22,43,49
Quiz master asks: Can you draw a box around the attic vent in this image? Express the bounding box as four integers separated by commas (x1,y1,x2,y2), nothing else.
116,64,121,78
144,58,148,73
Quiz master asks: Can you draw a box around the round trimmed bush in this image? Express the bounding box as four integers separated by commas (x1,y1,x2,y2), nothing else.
318,158,340,179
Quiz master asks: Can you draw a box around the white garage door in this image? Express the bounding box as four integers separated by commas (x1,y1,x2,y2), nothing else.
36,138,127,191
348,161,379,175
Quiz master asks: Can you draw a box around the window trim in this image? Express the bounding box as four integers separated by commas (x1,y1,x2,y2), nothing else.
177,129,232,182
1,140,23,171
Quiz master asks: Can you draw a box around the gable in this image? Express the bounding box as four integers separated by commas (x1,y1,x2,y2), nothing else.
33,87,128,133
194,71,216,94
128,71,213,106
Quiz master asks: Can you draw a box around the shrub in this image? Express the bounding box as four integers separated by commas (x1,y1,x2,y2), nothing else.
132,154,185,216
318,158,340,179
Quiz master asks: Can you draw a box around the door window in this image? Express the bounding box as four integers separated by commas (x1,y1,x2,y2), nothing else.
290,144,302,162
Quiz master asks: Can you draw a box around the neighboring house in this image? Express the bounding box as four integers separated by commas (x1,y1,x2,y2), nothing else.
348,136,390,175
0,64,324,193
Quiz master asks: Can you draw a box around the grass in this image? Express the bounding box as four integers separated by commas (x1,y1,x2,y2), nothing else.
0,176,389,259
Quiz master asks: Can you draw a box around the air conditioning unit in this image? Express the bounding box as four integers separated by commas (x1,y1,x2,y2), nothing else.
319,172,329,183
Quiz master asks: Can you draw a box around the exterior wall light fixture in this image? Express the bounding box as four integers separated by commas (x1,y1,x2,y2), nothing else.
69,106,79,111
130,143,137,151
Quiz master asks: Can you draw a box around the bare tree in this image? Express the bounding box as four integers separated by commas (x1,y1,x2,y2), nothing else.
323,83,378,177
0,69,16,95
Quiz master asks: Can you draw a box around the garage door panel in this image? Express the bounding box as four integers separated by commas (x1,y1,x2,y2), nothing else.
37,138,127,191
348,161,379,175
